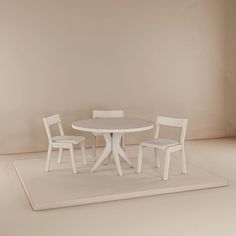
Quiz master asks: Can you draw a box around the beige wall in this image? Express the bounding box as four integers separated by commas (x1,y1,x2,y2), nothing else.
225,0,236,135
0,0,228,154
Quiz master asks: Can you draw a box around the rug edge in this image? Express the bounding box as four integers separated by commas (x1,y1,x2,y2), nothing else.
13,159,228,211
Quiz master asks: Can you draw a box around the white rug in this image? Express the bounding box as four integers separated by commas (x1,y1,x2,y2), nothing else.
14,150,227,211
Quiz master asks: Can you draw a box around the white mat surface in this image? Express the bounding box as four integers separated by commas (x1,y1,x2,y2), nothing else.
14,151,227,211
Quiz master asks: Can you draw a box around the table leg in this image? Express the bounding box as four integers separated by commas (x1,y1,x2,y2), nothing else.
91,134,112,172
91,133,133,176
103,133,113,165
117,144,133,167
113,134,123,176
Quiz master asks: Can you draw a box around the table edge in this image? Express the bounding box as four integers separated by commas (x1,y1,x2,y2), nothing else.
72,123,154,133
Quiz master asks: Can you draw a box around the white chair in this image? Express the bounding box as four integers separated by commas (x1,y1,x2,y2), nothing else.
137,116,188,180
92,110,125,160
43,114,87,174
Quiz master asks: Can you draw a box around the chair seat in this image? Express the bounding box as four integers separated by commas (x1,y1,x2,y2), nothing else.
52,136,85,145
141,138,179,149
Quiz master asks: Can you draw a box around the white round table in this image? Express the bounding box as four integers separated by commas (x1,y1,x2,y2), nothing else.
72,118,154,176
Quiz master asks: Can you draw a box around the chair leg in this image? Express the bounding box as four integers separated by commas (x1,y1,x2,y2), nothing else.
80,141,87,165
163,150,171,180
45,144,52,172
69,145,77,174
58,148,63,164
92,135,96,161
137,145,144,173
180,147,187,174
154,148,160,168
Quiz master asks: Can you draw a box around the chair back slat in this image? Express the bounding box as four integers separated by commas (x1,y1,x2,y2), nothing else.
93,110,124,118
155,116,188,144
157,116,187,128
43,114,64,143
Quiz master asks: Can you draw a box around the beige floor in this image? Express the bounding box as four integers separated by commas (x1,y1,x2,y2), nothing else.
1,138,236,236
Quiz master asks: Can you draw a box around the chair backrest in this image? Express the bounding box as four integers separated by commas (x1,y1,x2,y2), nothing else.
154,116,188,144
43,114,64,143
93,110,124,118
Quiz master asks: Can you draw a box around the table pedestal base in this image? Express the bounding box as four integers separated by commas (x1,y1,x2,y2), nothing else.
91,133,133,176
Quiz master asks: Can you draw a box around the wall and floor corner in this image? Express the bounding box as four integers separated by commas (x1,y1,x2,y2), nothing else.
0,0,233,154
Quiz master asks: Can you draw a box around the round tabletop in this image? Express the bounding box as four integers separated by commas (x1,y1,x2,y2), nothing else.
72,118,154,133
